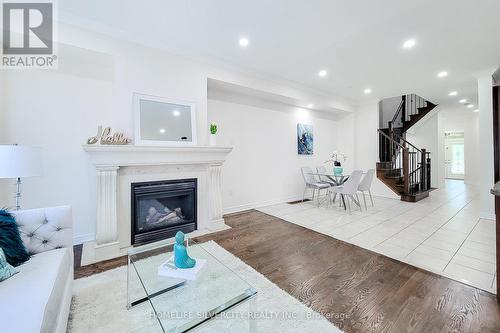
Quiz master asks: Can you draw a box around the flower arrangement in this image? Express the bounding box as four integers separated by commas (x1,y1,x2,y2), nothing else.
210,122,218,135
325,151,347,166
326,151,347,175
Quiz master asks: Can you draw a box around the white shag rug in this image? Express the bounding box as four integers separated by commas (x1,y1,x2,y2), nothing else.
68,241,342,333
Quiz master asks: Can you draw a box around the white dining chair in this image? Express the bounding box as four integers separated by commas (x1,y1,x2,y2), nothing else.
329,170,363,214
301,166,330,204
358,169,375,209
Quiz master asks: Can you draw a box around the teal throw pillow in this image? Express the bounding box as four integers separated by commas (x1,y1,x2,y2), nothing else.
0,247,18,282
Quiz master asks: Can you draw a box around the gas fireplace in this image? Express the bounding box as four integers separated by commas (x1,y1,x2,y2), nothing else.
131,179,197,246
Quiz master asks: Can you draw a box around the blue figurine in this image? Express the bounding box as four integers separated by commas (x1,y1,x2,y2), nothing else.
174,231,196,269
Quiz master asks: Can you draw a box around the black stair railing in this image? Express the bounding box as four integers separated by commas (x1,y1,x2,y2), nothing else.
394,133,431,192
378,129,431,194
378,93,433,196
388,96,406,135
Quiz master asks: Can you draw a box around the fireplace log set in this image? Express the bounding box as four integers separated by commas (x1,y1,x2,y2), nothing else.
131,179,197,246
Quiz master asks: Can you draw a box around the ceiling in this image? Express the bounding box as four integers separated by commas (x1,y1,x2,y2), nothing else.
59,0,500,109
207,79,348,120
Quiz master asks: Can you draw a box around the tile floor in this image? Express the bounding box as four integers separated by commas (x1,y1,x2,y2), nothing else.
257,180,497,293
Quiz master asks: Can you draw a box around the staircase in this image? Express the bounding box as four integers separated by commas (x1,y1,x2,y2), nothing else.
377,94,437,202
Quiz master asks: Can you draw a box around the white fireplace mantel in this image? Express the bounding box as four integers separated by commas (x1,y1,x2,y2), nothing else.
82,145,233,167
82,144,233,263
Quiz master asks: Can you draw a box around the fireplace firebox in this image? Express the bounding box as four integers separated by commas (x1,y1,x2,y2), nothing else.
131,179,197,246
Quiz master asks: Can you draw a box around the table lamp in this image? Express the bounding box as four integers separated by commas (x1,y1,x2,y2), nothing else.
0,145,42,210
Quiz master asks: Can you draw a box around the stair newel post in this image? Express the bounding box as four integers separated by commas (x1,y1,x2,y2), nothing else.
401,95,406,123
403,148,410,194
388,121,393,163
421,149,427,191
426,153,431,190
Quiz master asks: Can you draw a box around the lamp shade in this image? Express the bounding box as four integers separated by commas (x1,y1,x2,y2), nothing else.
0,145,42,179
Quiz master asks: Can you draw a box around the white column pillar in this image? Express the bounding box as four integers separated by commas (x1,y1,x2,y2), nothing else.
95,166,119,244
477,71,495,219
207,163,226,230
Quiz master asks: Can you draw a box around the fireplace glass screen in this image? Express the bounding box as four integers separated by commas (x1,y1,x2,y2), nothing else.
131,179,197,245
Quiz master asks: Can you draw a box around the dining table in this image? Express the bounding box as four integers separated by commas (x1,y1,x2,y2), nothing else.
308,172,350,185
308,172,362,210
320,173,349,186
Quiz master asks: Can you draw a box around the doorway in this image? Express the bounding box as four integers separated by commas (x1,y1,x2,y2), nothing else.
444,131,465,180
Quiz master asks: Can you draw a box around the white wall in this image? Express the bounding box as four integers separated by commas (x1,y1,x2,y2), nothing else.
435,108,480,186
1,24,354,242
0,71,6,141
328,101,403,199
2,48,114,242
208,98,341,212
352,102,399,198
208,97,404,207
379,96,402,129
0,71,8,207
478,73,495,219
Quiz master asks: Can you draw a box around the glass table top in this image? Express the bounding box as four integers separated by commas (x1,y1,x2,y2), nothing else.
310,172,350,177
127,237,256,332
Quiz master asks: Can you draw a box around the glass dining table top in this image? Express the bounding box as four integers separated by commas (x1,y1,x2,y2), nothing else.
308,172,351,177
309,172,350,184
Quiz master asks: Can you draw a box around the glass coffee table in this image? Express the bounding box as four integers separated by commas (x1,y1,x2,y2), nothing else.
127,236,257,332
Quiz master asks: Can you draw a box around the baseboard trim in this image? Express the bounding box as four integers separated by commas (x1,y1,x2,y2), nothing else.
73,233,95,245
479,212,496,220
223,195,303,215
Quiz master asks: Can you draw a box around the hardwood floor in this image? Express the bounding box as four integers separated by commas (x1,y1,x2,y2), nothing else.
73,244,127,278
75,210,500,333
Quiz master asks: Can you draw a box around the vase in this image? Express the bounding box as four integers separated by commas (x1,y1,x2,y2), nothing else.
334,166,343,176
209,134,217,146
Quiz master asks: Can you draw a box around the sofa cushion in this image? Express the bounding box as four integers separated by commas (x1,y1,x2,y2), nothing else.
12,206,72,255
0,210,31,266
0,248,71,333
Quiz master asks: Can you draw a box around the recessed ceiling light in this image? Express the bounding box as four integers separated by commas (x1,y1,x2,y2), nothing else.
467,104,474,108
402,39,416,49
473,109,479,113
239,37,249,47
318,69,327,77
172,110,181,117
437,71,448,78
159,128,166,134
448,91,458,96
307,104,314,108
459,99,467,103
364,88,372,94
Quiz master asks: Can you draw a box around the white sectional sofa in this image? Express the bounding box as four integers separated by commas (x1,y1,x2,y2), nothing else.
0,206,73,333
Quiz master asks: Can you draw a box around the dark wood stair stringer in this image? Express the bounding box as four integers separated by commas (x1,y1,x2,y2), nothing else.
403,102,438,132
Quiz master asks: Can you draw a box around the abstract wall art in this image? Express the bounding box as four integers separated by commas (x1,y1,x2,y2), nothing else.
297,123,313,155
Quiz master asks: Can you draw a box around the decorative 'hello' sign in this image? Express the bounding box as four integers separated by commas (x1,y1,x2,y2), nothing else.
87,126,132,145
